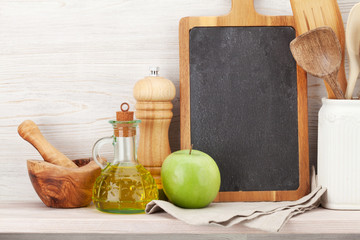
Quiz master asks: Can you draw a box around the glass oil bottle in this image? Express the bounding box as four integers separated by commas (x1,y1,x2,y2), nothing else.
92,103,158,214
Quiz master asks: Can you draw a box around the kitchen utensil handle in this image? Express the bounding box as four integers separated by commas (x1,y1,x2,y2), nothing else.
92,136,113,169
229,0,257,17
232,0,254,8
324,72,345,99
346,54,360,99
18,120,78,168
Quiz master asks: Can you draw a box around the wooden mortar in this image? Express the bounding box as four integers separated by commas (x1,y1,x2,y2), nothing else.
18,120,101,208
27,158,101,208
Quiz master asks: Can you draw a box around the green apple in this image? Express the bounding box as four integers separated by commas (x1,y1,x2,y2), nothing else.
161,149,221,208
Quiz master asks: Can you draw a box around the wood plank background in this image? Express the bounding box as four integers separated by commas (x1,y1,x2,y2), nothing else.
0,0,358,202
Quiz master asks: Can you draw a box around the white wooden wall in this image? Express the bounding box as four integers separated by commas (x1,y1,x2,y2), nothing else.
0,0,359,202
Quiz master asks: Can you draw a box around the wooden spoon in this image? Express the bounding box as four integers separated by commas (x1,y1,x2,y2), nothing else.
18,120,78,168
290,0,347,99
345,2,360,99
290,27,344,99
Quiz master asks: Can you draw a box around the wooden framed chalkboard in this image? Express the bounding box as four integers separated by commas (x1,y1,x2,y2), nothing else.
179,0,309,201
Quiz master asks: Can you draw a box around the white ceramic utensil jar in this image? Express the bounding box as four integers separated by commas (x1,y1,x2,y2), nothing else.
318,98,360,209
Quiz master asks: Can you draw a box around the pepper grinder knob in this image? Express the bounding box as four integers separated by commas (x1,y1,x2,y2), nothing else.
149,66,160,76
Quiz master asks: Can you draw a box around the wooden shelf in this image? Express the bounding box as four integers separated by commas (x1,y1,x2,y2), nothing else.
1,201,360,239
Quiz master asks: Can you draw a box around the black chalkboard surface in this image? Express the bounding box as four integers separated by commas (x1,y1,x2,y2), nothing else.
179,0,309,202
190,26,299,192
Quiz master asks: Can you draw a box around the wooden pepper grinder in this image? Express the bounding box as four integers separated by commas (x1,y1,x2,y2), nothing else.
133,67,176,190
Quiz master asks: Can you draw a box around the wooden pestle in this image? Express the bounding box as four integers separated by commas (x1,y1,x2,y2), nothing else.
18,120,78,168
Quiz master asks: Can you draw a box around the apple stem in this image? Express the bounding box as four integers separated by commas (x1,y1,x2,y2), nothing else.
189,144,193,155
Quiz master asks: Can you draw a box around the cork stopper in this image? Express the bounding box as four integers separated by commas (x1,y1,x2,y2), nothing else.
115,103,136,137
116,103,134,121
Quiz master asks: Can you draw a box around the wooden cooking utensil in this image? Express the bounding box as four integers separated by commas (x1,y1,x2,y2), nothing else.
345,2,360,99
18,120,78,168
290,27,345,99
290,0,347,99
27,158,101,208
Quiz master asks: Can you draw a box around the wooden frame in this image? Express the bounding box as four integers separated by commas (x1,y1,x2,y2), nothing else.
179,0,309,202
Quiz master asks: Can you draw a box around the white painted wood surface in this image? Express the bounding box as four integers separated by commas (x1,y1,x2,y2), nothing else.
1,202,360,236
0,0,359,202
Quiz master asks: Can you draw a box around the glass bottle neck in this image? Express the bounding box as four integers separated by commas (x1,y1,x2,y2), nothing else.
113,136,137,166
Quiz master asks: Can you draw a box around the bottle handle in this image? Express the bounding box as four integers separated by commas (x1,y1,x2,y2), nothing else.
92,136,113,169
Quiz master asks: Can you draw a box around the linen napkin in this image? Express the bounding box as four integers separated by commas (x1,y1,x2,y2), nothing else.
145,168,326,232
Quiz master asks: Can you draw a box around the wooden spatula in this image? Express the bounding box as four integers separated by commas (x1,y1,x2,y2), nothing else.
346,2,360,99
290,0,347,99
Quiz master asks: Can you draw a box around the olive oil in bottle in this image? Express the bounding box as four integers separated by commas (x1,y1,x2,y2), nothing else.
92,103,158,214
93,164,158,214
